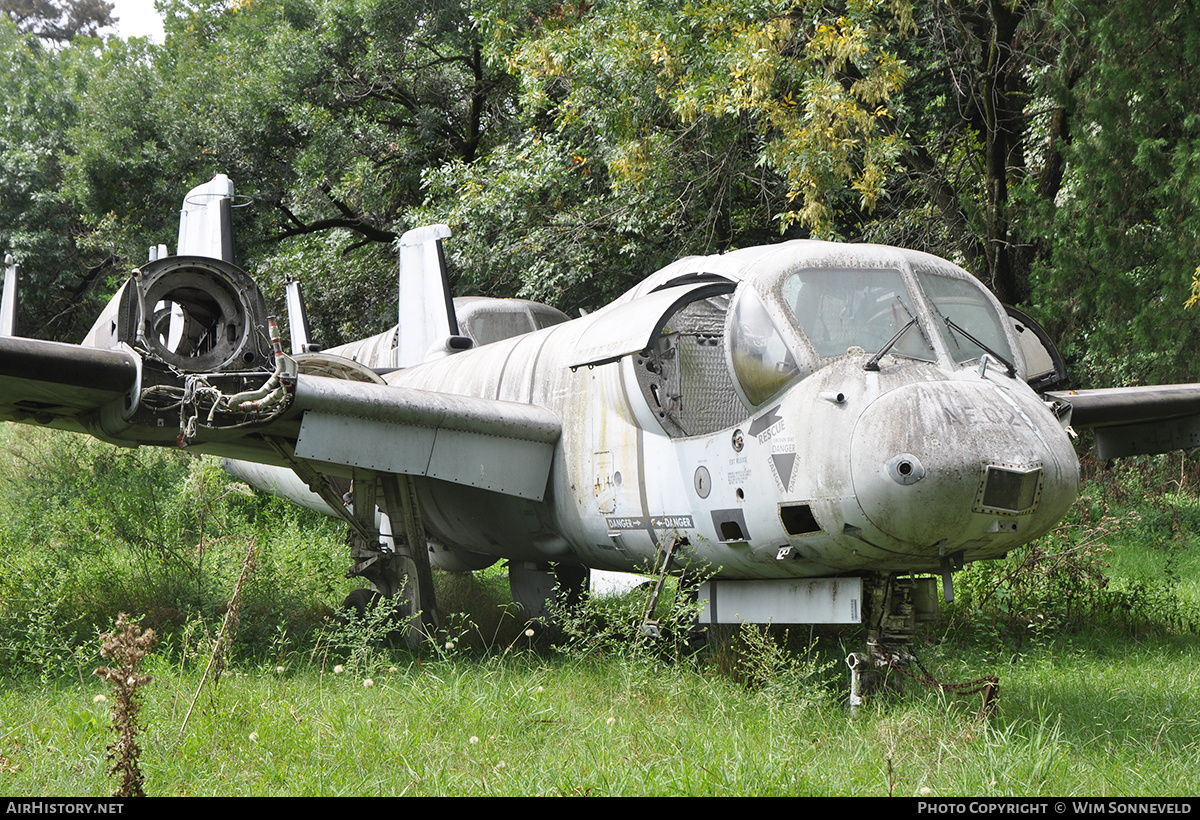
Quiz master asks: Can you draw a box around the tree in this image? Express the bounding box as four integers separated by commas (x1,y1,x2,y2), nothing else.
415,0,916,312
1034,0,1200,387
2,0,114,42
144,0,516,340
851,0,1080,307
0,18,117,340
7,0,515,344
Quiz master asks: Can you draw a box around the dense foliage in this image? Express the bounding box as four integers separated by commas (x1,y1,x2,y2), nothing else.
2,0,113,42
0,0,1195,380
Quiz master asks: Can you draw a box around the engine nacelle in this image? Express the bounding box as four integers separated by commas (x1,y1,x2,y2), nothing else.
85,255,273,374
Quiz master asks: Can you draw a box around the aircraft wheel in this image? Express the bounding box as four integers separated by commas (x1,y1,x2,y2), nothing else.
343,587,381,619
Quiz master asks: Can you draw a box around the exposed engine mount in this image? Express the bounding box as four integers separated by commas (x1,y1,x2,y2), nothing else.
83,255,291,443
119,255,274,372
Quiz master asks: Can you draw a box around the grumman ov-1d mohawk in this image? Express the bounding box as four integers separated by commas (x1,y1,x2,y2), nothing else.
5,176,1200,701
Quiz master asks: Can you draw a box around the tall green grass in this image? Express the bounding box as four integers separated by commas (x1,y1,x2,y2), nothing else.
1,430,1200,795
3,640,1198,795
0,427,350,679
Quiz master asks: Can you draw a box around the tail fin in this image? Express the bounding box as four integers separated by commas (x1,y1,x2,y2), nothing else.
177,174,235,262
285,277,320,354
396,224,468,367
1,254,17,337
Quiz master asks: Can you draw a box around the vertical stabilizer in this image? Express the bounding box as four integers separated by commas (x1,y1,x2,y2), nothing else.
1,254,17,337
285,278,320,354
177,174,235,262
396,224,459,367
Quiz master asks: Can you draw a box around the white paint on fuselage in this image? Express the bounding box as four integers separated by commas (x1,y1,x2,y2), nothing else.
383,240,1081,580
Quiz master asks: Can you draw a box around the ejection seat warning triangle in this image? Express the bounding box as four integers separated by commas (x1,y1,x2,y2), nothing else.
771,452,796,492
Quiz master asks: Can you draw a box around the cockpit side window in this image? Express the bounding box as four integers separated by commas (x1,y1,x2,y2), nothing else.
465,308,534,346
914,269,1014,367
780,268,934,362
729,287,804,406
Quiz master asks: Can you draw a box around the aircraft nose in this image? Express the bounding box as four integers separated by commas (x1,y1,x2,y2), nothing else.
848,379,1076,548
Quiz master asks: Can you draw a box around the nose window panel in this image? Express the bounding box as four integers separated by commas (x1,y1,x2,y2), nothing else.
975,463,1043,515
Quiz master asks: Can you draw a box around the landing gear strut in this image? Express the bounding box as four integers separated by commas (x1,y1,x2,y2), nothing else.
846,572,996,716
332,472,448,651
846,573,928,712
277,449,440,646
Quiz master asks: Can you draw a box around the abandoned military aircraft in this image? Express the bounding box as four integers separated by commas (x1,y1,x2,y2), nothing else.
3,176,1200,693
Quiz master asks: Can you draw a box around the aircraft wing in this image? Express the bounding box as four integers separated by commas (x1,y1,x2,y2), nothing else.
1045,384,1200,459
0,336,139,433
0,334,561,502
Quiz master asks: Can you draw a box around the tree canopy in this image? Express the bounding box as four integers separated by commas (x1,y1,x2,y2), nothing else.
1,0,1198,387
2,0,114,42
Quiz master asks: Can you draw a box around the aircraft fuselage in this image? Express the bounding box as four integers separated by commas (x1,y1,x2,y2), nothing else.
380,242,1080,581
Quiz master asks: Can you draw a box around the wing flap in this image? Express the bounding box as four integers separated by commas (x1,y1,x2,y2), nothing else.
1091,414,1200,459
291,374,561,501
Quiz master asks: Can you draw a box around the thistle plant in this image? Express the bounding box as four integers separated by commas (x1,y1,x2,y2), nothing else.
94,613,158,798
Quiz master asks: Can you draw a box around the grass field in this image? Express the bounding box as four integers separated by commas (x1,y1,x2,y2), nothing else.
2,429,1200,796
3,633,1199,796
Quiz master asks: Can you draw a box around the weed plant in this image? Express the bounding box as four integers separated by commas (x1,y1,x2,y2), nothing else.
311,594,414,674
550,574,703,664
3,632,1198,795
93,614,157,797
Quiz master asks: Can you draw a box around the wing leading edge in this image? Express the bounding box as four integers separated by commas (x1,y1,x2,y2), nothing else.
0,332,561,502
1046,384,1200,459
0,336,139,432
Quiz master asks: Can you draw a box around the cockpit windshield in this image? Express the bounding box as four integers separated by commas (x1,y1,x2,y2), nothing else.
914,268,1014,366
780,269,935,362
727,261,1017,408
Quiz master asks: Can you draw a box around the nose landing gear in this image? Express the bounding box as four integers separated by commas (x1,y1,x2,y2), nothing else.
846,573,997,717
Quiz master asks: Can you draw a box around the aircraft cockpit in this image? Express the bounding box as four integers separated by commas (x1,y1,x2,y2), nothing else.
581,242,1065,440
727,261,1021,410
